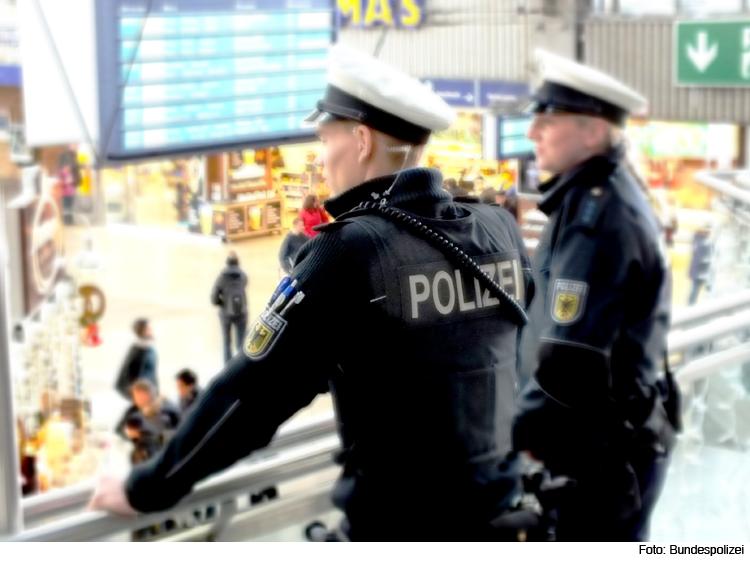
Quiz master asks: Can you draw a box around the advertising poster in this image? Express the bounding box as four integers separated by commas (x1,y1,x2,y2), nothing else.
187,196,203,233
247,204,263,231
212,206,227,238
226,204,246,236
20,195,65,316
265,201,282,230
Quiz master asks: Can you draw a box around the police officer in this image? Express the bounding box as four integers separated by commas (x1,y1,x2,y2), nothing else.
89,45,533,541
513,51,679,541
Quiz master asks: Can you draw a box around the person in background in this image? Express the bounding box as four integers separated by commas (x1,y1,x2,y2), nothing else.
688,225,712,305
119,395,180,540
502,192,519,220
122,416,161,466
513,50,678,541
175,369,203,413
477,178,499,205
115,318,158,401
57,145,80,226
211,250,249,363
300,194,330,238
458,179,475,196
278,218,310,276
117,379,181,447
473,175,484,194
443,177,468,198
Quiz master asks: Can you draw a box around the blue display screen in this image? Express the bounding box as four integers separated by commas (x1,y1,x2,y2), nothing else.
497,115,534,159
96,0,335,162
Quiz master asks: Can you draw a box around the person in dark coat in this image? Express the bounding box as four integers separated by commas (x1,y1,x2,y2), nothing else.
122,416,162,465
116,379,181,446
115,318,158,400
278,218,310,276
688,226,712,305
175,369,203,413
118,386,180,540
211,250,249,363
513,50,678,541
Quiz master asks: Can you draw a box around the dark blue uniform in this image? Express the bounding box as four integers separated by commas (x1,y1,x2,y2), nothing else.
126,168,533,540
513,146,676,541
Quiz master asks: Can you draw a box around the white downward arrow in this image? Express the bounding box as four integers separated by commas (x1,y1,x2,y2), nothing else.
687,32,718,73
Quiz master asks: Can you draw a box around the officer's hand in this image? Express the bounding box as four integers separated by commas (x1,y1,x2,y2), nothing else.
87,470,140,517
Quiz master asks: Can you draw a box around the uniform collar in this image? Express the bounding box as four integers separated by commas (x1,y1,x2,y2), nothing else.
538,144,624,216
324,168,447,219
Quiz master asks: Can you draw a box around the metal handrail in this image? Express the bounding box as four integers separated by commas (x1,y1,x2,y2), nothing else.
21,411,336,526
670,290,750,329
675,342,750,386
5,435,340,542
667,310,750,353
12,287,750,540
695,170,750,207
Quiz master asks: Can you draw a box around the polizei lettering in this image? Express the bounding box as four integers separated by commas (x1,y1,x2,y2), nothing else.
399,252,524,328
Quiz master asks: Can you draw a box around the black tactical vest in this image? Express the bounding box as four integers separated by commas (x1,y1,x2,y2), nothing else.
320,197,532,536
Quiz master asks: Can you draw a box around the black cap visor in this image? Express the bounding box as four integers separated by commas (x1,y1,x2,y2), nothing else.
305,85,433,145
519,81,629,127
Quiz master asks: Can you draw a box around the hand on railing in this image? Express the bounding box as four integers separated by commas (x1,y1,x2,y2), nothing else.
87,470,140,517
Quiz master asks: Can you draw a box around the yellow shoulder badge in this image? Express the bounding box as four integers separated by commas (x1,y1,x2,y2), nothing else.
551,279,588,325
244,308,288,361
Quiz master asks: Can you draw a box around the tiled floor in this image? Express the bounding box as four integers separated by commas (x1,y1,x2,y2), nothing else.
58,219,749,542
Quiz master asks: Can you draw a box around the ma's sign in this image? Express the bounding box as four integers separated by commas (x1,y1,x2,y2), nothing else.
337,0,424,28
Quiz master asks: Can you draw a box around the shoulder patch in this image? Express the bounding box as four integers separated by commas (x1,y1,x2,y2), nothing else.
574,187,609,230
243,308,288,360
551,279,588,325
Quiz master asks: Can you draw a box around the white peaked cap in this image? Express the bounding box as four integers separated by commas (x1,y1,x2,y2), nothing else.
302,44,457,144
529,49,648,125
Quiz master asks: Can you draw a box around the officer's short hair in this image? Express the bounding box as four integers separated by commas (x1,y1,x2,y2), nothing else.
293,217,305,227
176,368,198,386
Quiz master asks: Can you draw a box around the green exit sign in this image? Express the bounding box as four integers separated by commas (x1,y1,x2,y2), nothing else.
676,20,750,86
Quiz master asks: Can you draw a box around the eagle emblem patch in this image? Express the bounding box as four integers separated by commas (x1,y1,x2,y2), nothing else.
243,308,288,360
551,279,588,325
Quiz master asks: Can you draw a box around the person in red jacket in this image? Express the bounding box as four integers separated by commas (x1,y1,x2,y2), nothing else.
299,194,330,237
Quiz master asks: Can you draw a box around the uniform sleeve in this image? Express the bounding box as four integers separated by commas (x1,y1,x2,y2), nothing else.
513,223,642,458
533,224,637,409
126,232,360,512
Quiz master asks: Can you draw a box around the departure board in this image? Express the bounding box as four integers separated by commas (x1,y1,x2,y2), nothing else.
95,0,335,162
497,115,534,159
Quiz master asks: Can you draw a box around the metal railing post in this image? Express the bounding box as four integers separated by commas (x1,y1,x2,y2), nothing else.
0,178,23,537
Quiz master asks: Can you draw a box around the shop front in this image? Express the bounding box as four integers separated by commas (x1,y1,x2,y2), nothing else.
419,79,533,201
101,140,328,241
626,120,738,243
3,177,100,496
